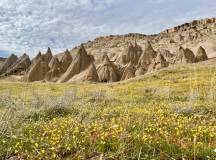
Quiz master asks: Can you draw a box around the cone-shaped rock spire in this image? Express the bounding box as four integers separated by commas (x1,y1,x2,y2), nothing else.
5,53,31,75
195,46,208,62
119,42,142,65
0,54,18,74
45,57,62,82
97,55,119,82
45,47,53,63
58,44,93,83
175,47,195,64
138,41,157,69
60,49,73,72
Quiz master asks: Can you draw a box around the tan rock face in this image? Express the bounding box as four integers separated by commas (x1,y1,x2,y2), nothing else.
0,54,18,74
161,18,215,34
175,47,195,64
5,53,31,75
60,49,73,72
195,46,208,62
46,57,62,82
45,47,53,63
49,56,61,69
58,45,93,83
118,42,143,65
32,51,42,64
135,67,146,76
160,50,175,63
155,53,168,69
121,62,136,80
148,53,168,72
138,41,157,69
45,68,61,82
26,56,50,82
68,63,99,82
97,55,119,82
184,48,195,63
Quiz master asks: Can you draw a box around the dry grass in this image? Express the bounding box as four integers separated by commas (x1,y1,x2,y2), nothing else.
0,63,216,159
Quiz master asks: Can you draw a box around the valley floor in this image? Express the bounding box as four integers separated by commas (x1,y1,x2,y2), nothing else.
0,63,216,159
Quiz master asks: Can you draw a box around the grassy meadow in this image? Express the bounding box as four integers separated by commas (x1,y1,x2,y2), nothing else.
0,63,216,160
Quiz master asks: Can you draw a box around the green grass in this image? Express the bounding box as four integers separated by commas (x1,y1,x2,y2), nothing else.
0,63,216,159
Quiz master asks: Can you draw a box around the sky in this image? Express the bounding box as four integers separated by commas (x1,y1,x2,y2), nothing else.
0,0,215,57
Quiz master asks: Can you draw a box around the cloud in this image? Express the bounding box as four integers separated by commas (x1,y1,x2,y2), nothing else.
0,0,215,57
0,0,122,56
146,0,172,4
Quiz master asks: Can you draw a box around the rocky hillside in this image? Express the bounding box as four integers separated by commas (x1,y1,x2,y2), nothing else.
0,17,215,83
69,17,215,62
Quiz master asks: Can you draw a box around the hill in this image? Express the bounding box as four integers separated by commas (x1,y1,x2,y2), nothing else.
69,17,216,62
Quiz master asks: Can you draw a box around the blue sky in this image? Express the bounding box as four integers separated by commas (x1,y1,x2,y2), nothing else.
0,0,215,57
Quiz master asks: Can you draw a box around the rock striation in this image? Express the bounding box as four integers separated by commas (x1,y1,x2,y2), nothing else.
26,54,50,82
46,57,62,82
68,63,99,82
60,49,73,72
58,44,93,83
5,53,31,75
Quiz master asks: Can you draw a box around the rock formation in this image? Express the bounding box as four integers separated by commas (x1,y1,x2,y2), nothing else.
26,55,50,82
58,44,93,83
160,50,175,63
135,67,146,76
5,53,31,75
45,47,53,63
68,63,99,82
175,47,195,64
48,56,61,68
138,41,157,69
121,62,136,80
118,41,142,65
97,55,119,82
0,54,18,74
148,53,168,72
195,46,208,62
32,51,42,64
60,49,73,72
45,57,62,82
